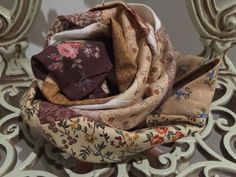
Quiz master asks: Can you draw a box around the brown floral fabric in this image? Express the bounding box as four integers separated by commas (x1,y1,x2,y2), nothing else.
40,77,115,105
39,101,79,124
20,1,221,163
32,40,113,100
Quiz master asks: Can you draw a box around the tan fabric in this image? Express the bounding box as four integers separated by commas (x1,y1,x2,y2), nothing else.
147,55,220,127
111,18,138,92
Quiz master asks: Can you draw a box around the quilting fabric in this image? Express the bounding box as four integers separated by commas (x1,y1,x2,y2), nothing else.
32,40,113,100
20,1,220,163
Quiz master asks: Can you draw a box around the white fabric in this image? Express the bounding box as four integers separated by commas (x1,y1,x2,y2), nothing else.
130,3,161,31
49,22,110,45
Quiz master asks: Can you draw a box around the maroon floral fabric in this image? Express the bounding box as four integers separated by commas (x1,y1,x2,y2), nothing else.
31,41,113,100
39,101,79,124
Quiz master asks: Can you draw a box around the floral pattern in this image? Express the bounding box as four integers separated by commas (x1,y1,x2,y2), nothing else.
204,69,216,87
39,101,79,124
177,64,190,77
197,108,208,119
47,121,78,150
175,87,192,101
20,80,211,162
155,127,168,134
32,40,112,100
171,131,184,141
47,41,100,73
150,135,164,145
57,42,80,59
81,43,100,58
74,69,96,91
47,53,64,72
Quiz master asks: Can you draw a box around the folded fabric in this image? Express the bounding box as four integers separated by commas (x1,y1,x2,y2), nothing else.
40,7,148,107
20,54,220,163
31,40,113,100
20,1,221,163
40,76,115,105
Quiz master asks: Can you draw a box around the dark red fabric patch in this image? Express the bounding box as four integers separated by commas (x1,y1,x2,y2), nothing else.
31,41,113,100
39,101,79,124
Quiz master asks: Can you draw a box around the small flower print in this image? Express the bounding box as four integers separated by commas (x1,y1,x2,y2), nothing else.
94,52,100,58
83,48,93,56
81,43,100,58
48,61,63,72
197,108,208,119
48,122,56,130
171,131,184,141
50,53,62,61
47,41,101,73
115,136,122,141
155,127,168,135
57,43,79,59
47,52,64,72
84,134,97,144
133,134,139,140
75,78,96,91
70,119,78,129
177,64,190,77
72,58,83,69
175,90,183,97
175,87,192,101
75,69,96,91
150,135,164,145
204,70,216,87
40,102,77,124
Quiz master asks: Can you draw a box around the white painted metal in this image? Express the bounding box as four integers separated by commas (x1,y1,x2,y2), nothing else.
0,0,235,176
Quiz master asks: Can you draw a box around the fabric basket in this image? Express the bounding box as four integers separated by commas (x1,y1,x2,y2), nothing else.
20,1,220,163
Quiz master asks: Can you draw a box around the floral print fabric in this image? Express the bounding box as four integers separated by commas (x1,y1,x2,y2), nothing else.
20,82,203,163
31,41,113,100
39,101,79,124
20,1,221,163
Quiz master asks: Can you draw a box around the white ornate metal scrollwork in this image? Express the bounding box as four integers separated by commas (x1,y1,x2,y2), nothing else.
1,0,236,177
0,1,42,177
0,0,41,80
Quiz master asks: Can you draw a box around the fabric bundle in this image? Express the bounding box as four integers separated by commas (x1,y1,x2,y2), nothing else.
20,1,220,163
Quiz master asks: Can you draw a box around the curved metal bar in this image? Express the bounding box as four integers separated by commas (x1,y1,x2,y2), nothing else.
0,0,236,176
0,0,41,46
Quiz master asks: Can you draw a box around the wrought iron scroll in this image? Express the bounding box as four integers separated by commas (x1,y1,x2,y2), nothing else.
1,0,236,177
0,1,43,177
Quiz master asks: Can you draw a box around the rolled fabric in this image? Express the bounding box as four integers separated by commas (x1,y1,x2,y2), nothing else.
20,1,220,163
